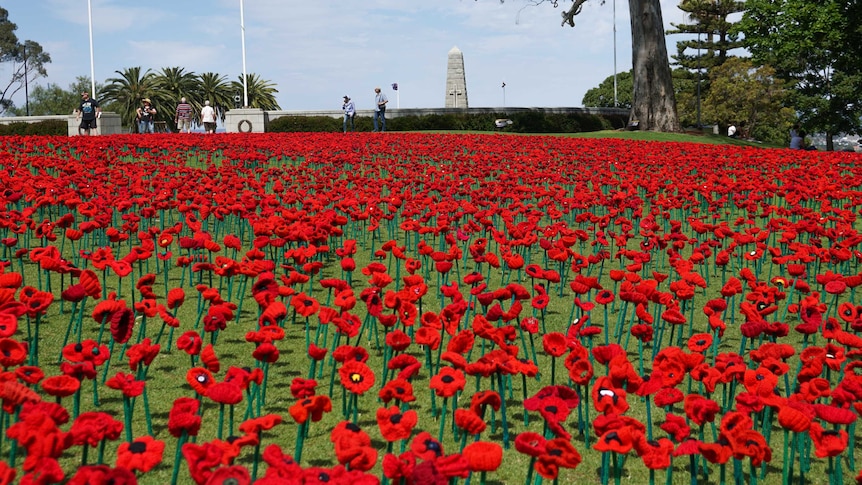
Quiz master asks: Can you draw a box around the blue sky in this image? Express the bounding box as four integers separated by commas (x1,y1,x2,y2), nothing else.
4,0,692,112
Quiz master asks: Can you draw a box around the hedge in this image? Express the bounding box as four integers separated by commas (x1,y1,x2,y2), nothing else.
0,120,67,136
267,111,627,133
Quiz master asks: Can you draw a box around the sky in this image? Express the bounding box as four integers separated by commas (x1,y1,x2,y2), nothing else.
3,0,695,112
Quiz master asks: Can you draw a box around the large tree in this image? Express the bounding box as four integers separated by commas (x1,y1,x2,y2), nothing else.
0,7,51,115
582,70,634,109
101,67,158,131
152,67,199,132
194,72,234,122
702,57,795,144
231,74,280,111
509,0,679,131
738,0,862,150
9,76,101,116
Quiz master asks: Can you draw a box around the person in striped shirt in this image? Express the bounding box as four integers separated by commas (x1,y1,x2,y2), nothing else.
174,97,194,133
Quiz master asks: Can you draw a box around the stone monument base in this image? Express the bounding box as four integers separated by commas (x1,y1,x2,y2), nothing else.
224,108,266,133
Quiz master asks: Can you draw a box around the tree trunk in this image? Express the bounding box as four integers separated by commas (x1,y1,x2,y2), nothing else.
629,0,681,132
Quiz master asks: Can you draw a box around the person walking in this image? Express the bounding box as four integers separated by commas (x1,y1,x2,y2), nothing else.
174,97,193,134
342,95,355,132
136,98,156,134
75,92,101,136
373,87,388,132
201,100,217,134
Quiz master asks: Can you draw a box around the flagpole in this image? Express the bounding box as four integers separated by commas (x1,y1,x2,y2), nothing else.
88,0,96,97
240,0,249,107
502,82,506,107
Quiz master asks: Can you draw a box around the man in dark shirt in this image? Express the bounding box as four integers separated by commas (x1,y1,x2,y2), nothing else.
76,92,101,136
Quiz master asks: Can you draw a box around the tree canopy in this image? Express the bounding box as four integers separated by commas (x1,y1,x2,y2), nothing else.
737,0,862,150
0,7,51,115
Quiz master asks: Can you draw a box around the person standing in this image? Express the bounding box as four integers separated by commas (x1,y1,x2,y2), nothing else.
174,97,193,134
201,100,217,134
373,87,388,132
342,95,355,132
136,98,156,134
75,92,101,136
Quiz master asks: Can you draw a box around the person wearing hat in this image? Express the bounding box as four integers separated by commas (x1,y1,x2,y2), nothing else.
342,95,356,132
75,92,101,136
136,98,157,134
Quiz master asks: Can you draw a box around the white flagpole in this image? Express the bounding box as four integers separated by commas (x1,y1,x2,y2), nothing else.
88,0,96,97
240,0,249,107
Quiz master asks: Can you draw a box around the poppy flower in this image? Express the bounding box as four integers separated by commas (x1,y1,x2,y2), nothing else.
592,377,629,415
201,344,220,373
0,338,27,369
66,465,136,485
168,397,202,438
378,377,416,404
206,466,251,485
462,441,503,472
109,307,135,344
429,367,466,398
339,360,375,395
105,372,145,398
177,331,203,357
411,431,445,461
41,374,81,398
125,338,160,371
454,408,487,436
542,332,568,357
288,395,333,424
535,438,582,479
115,435,165,473
633,435,675,470
382,451,416,482
69,412,124,447
376,406,418,442
809,421,848,458
14,366,44,386
239,413,283,436
185,367,215,396
683,394,720,426
593,425,637,454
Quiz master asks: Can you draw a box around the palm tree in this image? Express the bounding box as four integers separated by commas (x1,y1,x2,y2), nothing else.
152,67,198,131
100,67,157,132
231,73,280,110
194,72,233,123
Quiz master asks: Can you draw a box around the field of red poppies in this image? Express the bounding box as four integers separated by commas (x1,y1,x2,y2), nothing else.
0,132,860,484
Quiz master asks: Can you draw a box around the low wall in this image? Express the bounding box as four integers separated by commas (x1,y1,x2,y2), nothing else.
0,113,123,136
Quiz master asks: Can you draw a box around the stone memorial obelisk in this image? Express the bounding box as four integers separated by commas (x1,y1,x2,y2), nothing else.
445,46,468,108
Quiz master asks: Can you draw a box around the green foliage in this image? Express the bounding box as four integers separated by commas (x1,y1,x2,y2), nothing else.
0,119,66,136
232,73,280,110
702,58,795,145
0,7,51,115
582,71,634,109
9,76,101,116
668,0,745,72
267,112,623,133
100,67,158,132
195,72,233,122
152,67,199,132
738,0,862,144
267,116,342,133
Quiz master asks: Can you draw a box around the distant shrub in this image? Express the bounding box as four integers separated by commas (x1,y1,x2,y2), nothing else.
267,111,625,134
0,120,67,136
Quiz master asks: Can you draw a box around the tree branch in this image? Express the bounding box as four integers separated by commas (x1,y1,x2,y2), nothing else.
561,0,588,27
